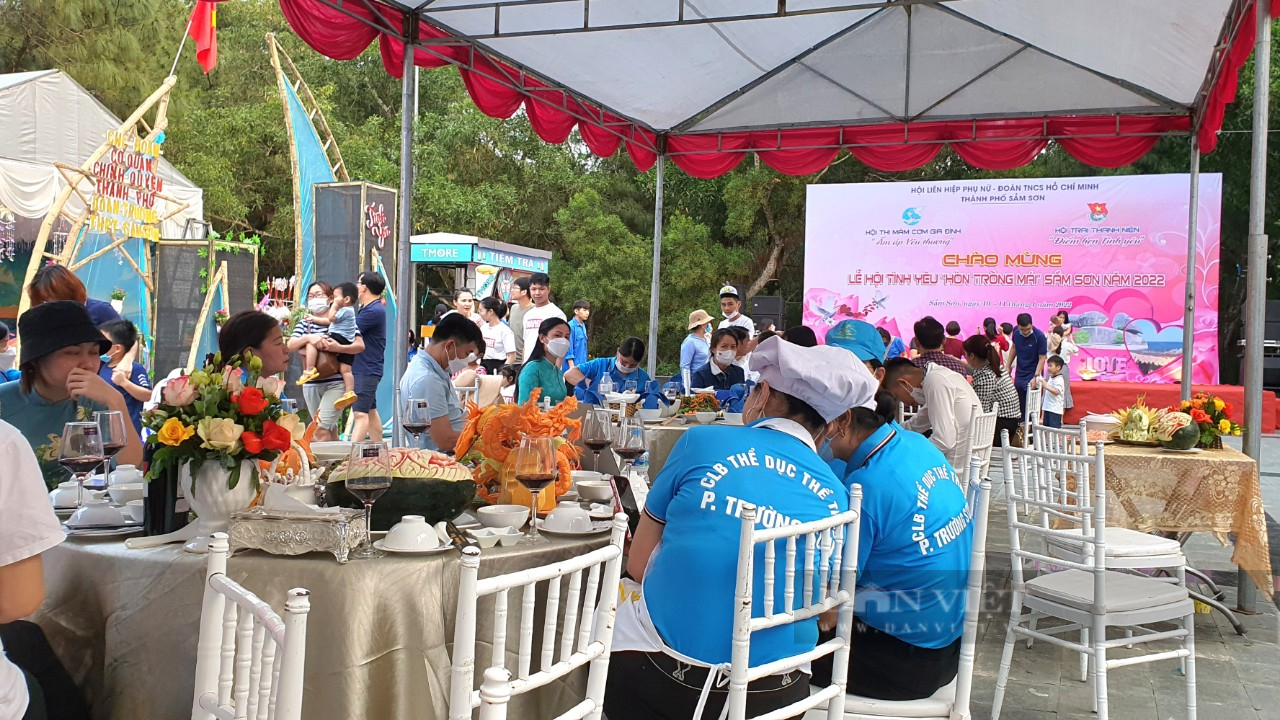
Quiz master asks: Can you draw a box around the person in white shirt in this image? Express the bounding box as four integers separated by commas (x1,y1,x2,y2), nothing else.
520,272,566,362
442,289,483,325
477,297,517,374
716,284,755,338
0,419,74,720
1036,355,1067,428
881,357,981,485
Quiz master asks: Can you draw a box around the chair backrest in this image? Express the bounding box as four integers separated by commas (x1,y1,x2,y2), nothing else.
967,402,1000,481
192,533,310,720
898,402,919,425
1001,433,1108,598
1025,424,1089,528
456,383,480,407
1023,385,1043,429
953,456,993,719
726,486,863,720
449,514,628,720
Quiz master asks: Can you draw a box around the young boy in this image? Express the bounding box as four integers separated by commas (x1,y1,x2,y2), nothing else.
297,282,359,410
99,320,153,433
0,321,17,382
1036,354,1066,428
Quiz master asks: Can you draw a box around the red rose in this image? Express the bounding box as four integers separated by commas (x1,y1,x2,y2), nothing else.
1223,402,1234,417
261,420,292,452
1191,409,1210,424
241,431,263,455
234,387,269,415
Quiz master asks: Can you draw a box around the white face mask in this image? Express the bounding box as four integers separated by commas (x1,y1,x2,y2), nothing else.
546,337,571,358
308,298,329,313
715,349,736,365
448,347,477,374
909,386,926,405
615,359,637,376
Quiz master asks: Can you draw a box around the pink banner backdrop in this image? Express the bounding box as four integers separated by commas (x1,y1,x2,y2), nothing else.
803,174,1222,384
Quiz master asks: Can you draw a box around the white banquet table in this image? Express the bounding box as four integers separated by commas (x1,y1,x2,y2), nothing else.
35,533,607,720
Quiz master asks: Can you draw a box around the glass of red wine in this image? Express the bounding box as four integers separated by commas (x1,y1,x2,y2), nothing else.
346,441,392,560
514,435,556,545
94,410,128,489
581,408,612,473
61,421,105,507
403,398,430,447
613,415,648,480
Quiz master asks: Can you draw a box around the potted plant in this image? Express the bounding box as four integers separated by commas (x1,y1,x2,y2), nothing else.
143,353,303,552
213,308,230,328
1175,392,1243,449
110,287,126,312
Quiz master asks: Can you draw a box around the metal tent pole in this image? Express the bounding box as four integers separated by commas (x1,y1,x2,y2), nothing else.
1240,0,1271,613
647,155,666,379
1181,137,1200,402
392,26,417,446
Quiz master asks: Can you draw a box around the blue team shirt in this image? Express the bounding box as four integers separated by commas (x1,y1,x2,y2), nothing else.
1011,327,1047,387
565,317,589,371
689,360,745,391
353,300,387,378
643,420,849,665
679,334,710,373
886,336,907,359
98,361,151,434
842,422,972,649
572,358,651,405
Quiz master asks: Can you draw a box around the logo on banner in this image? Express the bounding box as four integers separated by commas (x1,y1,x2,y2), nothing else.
901,207,922,226
1087,202,1108,222
365,203,391,250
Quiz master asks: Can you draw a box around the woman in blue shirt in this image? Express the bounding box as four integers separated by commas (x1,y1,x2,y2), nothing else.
565,337,650,404
689,328,745,391
516,317,570,405
679,309,712,375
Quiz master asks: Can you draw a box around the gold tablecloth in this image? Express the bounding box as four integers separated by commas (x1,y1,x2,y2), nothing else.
1102,443,1272,599
35,534,607,720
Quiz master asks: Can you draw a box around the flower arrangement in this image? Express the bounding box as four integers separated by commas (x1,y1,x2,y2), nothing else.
110,287,127,301
1174,392,1242,449
213,308,230,327
143,353,302,492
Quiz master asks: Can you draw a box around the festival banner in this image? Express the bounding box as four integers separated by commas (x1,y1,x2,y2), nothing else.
804,174,1222,384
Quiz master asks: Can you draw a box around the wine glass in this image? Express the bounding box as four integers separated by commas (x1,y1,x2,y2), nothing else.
623,378,638,395
94,410,128,489
346,441,392,560
61,421,105,507
513,436,556,545
403,398,431,446
613,415,648,479
581,408,613,473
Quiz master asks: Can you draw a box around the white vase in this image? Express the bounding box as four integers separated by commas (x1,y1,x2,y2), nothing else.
178,459,258,553
110,299,124,312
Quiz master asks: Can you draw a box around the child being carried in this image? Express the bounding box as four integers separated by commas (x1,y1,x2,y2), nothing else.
297,282,359,410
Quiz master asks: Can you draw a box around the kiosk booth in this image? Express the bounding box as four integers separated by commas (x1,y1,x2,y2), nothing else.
409,232,551,336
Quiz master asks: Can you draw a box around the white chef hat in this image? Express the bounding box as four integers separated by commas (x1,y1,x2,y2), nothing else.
752,336,879,422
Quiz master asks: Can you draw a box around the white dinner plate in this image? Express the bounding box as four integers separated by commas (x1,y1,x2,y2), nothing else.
372,539,453,555
1158,447,1203,454
64,525,144,538
65,518,142,530
537,521,614,537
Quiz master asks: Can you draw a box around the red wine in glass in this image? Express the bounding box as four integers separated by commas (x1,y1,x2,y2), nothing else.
584,438,612,453
347,482,390,504
103,442,126,458
516,473,557,492
614,447,645,461
403,423,429,437
60,456,108,474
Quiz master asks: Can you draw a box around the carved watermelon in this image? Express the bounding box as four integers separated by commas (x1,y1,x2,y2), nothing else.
1154,412,1193,443
1163,424,1201,451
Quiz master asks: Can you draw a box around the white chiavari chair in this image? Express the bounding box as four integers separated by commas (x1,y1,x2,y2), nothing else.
191,533,310,720
966,403,999,484
449,514,628,720
995,436,1196,720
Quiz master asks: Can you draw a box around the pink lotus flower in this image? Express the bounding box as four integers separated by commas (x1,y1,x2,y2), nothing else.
161,375,197,407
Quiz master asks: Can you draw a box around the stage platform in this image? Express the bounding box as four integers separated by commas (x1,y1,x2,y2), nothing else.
1064,381,1277,434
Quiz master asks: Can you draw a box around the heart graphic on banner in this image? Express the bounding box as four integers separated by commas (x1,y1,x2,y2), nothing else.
1123,319,1183,376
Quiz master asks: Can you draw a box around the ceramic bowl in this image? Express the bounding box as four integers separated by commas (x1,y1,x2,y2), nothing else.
383,515,441,550
694,411,717,424
49,481,82,509
638,408,662,422
68,500,126,528
471,527,522,548
722,412,744,426
478,504,530,530
310,441,353,464
125,499,146,523
575,480,614,503
109,464,144,486
107,483,145,505
543,502,591,533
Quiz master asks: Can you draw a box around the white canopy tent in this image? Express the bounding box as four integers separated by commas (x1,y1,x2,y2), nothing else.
283,0,1273,607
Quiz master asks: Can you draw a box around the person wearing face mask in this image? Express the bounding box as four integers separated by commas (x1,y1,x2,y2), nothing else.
881,356,980,486
287,281,367,442
808,392,973,702
0,301,144,487
398,313,485,452
604,338,875,720
679,309,713,377
716,284,755,338
689,328,745,391
565,337,651,405
517,317,572,405
98,320,152,435
726,325,760,382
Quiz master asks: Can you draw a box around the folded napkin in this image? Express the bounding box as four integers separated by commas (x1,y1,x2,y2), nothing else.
721,383,750,413
262,483,339,515
641,380,670,409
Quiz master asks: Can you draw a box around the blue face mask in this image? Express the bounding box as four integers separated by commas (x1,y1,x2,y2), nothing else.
818,436,835,462
100,353,113,364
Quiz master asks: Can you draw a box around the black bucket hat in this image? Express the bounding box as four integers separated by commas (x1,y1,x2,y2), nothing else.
19,301,112,366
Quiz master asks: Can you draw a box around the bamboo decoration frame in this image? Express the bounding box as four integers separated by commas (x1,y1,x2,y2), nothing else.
267,33,351,306
187,261,231,371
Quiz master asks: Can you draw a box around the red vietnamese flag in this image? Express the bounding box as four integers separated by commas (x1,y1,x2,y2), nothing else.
188,1,223,74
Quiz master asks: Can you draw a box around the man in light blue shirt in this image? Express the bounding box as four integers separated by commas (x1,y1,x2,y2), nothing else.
398,314,484,453
564,299,591,372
